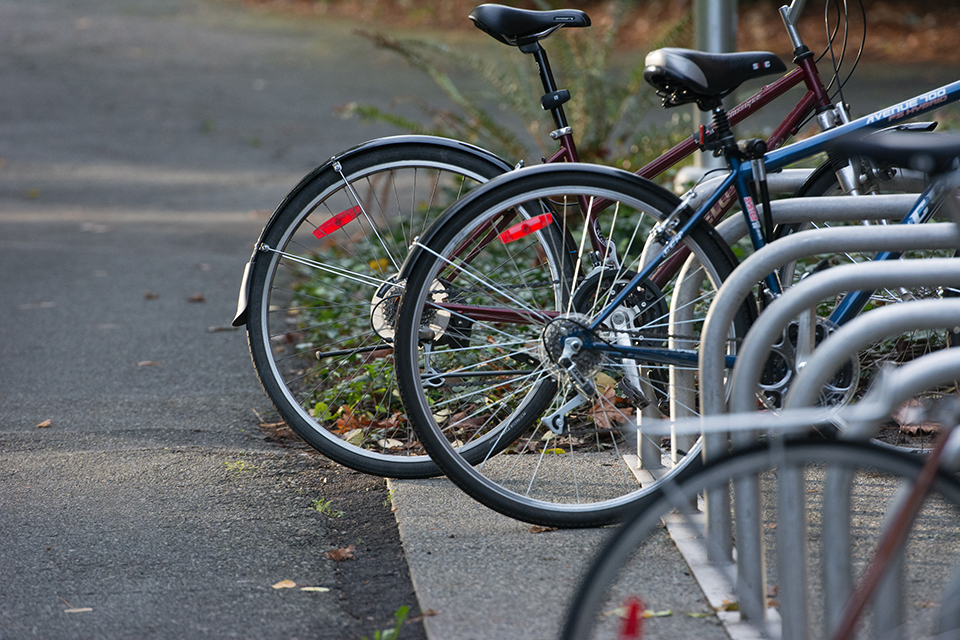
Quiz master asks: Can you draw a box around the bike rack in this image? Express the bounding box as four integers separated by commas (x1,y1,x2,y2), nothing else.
731,266,960,637
784,305,960,637
663,349,960,639
639,194,923,470
684,168,814,199
695,222,960,628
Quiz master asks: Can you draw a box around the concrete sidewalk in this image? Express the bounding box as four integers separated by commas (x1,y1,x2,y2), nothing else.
389,477,730,640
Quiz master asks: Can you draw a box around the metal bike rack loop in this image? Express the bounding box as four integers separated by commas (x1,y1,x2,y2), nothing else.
726,259,960,638
696,222,960,627
665,194,920,460
782,303,960,637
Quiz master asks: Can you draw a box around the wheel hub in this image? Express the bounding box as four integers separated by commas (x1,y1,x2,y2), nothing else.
370,275,405,341
538,314,604,397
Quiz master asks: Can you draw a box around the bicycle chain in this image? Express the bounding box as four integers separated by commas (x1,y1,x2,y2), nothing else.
440,280,707,342
424,279,738,390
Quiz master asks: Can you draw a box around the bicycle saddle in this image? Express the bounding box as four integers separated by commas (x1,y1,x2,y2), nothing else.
644,47,786,110
829,130,960,175
469,4,590,48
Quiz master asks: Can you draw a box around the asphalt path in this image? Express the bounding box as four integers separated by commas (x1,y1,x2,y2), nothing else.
0,0,433,637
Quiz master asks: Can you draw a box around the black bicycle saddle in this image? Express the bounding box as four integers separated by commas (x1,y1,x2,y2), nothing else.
469,4,590,48
644,47,786,110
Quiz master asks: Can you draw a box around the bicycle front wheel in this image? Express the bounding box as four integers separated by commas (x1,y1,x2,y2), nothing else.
562,437,960,640
394,164,753,528
244,136,511,478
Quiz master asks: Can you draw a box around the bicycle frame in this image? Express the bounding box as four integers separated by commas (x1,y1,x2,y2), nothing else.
546,62,831,265
522,0,834,263
581,78,960,367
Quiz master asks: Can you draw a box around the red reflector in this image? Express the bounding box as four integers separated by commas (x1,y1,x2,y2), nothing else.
497,213,553,244
617,598,644,639
313,206,361,239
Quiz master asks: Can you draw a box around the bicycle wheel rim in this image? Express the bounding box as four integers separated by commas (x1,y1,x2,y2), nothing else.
246,141,509,477
396,165,747,526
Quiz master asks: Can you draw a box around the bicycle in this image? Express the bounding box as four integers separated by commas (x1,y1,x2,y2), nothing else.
561,135,960,635
388,25,960,527
230,0,917,479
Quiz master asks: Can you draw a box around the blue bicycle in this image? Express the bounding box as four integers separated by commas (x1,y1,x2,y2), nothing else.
390,44,960,527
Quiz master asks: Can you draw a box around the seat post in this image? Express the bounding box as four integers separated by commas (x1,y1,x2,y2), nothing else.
520,41,570,132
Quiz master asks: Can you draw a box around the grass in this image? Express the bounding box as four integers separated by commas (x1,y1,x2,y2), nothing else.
362,605,410,640
311,497,345,518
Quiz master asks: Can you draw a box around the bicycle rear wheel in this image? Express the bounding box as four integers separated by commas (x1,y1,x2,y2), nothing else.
561,437,960,639
394,164,754,528
244,136,511,478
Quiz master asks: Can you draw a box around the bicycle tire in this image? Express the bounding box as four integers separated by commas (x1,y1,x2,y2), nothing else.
244,136,513,478
394,163,754,528
561,436,960,640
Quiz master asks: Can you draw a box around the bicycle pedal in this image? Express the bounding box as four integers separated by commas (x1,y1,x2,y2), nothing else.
617,378,650,409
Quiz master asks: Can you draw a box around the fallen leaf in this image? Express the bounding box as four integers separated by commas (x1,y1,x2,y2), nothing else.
324,545,355,562
335,406,372,439
900,422,941,436
716,600,740,612
300,586,330,592
529,525,558,534
341,428,364,446
595,372,618,389
592,386,634,431
271,579,297,589
642,609,673,618
144,291,160,300
187,293,206,303
63,608,93,614
36,419,52,429
446,411,485,432
378,438,403,450
137,361,160,367
206,325,239,333
893,399,941,434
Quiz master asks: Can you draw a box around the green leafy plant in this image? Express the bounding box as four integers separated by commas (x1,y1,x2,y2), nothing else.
341,1,692,171
383,487,396,507
311,498,345,518
362,605,410,640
